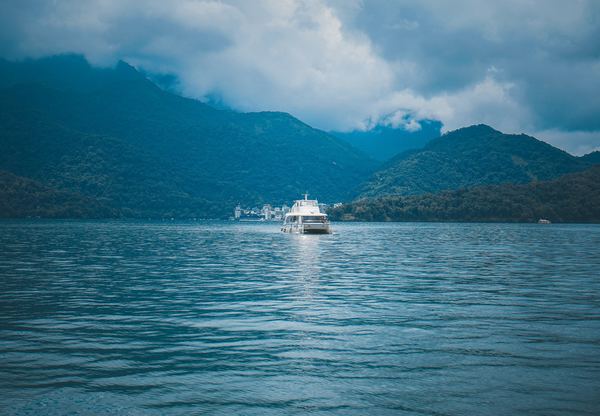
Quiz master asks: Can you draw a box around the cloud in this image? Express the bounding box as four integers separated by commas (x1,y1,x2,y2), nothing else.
0,0,599,154
343,0,600,149
0,0,396,130
533,129,600,156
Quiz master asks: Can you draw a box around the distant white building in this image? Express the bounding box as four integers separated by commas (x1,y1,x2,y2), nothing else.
235,203,298,221
262,204,272,220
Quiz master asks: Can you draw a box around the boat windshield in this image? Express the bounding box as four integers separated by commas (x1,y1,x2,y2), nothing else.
302,215,327,223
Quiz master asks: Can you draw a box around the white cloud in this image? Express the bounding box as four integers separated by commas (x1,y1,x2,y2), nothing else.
378,110,422,132
353,74,530,136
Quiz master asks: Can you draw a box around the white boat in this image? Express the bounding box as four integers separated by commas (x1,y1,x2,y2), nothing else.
538,218,551,224
281,194,332,234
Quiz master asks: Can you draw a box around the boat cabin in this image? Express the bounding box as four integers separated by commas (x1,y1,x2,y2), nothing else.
281,194,331,234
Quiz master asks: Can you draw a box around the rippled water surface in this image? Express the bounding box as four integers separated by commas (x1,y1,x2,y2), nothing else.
1,221,600,415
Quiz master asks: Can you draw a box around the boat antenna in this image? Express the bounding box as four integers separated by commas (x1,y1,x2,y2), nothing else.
303,192,308,200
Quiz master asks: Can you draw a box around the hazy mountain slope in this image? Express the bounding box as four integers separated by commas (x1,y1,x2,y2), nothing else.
331,120,442,161
360,124,591,198
0,55,376,217
331,165,600,223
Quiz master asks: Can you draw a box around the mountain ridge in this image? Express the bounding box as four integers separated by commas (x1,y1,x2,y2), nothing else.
359,124,594,198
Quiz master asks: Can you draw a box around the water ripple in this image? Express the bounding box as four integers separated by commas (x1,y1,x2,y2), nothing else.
1,220,600,415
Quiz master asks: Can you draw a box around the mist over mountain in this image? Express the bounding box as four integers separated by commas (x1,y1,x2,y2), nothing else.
331,120,442,161
360,124,596,198
0,55,375,218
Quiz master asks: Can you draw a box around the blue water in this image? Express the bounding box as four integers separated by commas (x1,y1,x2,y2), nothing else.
1,221,600,415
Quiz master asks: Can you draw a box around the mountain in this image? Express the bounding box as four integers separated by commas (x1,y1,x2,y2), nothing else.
360,124,594,198
0,170,117,218
0,55,376,218
331,120,441,161
581,150,600,165
330,165,600,223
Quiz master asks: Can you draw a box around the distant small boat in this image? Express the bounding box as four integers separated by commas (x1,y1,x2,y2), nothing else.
538,218,551,224
281,194,331,234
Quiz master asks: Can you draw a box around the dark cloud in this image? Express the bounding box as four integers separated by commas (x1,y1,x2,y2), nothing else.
343,0,600,147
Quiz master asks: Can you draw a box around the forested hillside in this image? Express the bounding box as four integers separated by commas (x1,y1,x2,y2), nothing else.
331,165,600,223
0,171,117,218
0,55,375,218
360,124,595,198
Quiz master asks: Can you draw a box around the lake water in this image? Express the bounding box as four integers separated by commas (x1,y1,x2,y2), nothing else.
1,221,600,415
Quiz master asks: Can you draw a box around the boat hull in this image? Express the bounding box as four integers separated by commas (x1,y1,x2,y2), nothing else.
281,224,331,234
303,228,331,234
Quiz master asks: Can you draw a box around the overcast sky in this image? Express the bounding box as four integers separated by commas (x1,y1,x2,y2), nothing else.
1,0,599,154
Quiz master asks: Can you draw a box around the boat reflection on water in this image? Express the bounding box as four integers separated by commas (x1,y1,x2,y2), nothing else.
290,232,323,299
